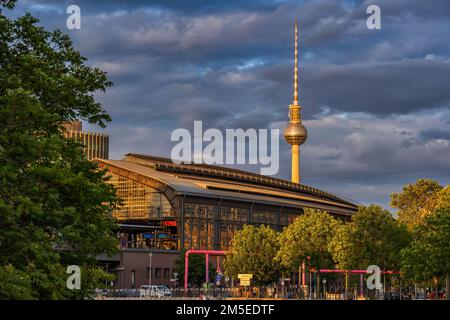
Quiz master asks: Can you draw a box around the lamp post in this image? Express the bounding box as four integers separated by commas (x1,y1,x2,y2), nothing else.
149,252,153,287
322,278,327,300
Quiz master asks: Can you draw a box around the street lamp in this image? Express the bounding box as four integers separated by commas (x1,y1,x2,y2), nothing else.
173,272,178,292
322,278,327,300
149,252,153,287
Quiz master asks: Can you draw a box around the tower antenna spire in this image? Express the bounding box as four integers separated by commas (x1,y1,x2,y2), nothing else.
284,20,308,184
293,20,299,106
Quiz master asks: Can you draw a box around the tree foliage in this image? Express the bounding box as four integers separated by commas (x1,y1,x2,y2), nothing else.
435,186,450,211
390,178,443,229
0,0,16,10
277,209,341,271
0,8,119,299
400,207,450,283
223,225,283,285
329,205,411,270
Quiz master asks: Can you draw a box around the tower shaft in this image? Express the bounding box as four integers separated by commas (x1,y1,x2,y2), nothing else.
291,145,300,183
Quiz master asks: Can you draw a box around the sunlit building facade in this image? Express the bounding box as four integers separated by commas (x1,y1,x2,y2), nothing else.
64,120,109,160
94,153,357,289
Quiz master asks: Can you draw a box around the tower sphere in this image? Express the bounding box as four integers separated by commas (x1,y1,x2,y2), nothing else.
284,122,307,146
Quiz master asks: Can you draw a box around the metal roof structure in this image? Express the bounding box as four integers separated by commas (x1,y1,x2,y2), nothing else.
94,154,358,217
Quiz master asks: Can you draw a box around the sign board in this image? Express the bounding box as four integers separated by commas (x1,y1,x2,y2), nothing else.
240,279,251,286
216,274,222,286
238,274,252,286
163,220,177,227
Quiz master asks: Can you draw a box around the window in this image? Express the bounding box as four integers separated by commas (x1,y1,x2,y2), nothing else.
220,207,248,223
164,268,170,279
280,213,299,226
219,207,249,249
253,210,276,228
108,174,174,220
118,229,178,251
155,268,162,279
184,203,217,250
146,267,152,279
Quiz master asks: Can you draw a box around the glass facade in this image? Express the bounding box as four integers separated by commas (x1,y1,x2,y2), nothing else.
182,203,301,250
118,224,178,250
280,212,299,228
105,171,306,252
109,173,174,220
252,209,277,229
219,206,249,250
184,203,217,250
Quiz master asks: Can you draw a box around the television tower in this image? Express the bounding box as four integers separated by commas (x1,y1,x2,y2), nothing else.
283,21,307,184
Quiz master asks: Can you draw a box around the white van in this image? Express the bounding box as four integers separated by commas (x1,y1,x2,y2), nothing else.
141,285,172,298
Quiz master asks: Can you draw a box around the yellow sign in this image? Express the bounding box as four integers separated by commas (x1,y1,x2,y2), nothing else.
238,274,252,286
240,280,251,286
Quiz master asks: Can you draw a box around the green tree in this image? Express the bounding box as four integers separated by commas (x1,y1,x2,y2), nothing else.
277,209,341,271
0,4,119,299
0,0,16,10
390,178,443,229
223,225,283,285
435,186,450,211
400,207,450,298
173,249,214,288
329,205,411,271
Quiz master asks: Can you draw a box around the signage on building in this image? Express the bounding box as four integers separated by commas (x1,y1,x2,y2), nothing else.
163,220,177,227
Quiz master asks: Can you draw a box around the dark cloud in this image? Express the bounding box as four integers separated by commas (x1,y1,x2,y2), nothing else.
22,0,278,15
363,0,450,20
302,59,450,115
420,128,450,141
5,0,450,208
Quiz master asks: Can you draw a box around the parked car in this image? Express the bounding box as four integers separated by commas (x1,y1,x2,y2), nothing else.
140,285,172,297
124,289,140,297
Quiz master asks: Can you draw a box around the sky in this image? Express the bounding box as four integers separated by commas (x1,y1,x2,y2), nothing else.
5,0,450,209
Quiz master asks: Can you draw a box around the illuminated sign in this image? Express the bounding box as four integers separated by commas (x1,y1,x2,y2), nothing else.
163,220,177,227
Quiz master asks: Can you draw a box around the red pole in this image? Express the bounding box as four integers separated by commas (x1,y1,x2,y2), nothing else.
206,254,209,283
183,250,225,290
184,250,190,291
360,274,364,297
302,261,306,286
